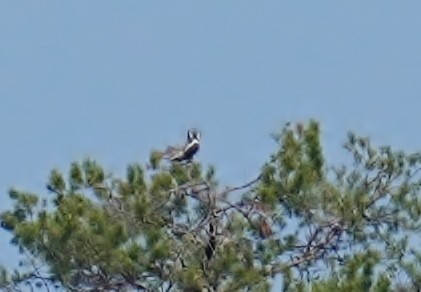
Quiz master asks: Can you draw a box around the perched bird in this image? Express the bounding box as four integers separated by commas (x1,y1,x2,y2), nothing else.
165,128,201,163
259,218,272,239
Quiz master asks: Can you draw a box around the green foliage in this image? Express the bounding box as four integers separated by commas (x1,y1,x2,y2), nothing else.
2,120,421,291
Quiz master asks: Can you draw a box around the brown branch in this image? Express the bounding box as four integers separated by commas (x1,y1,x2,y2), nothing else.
218,199,255,226
272,220,344,275
219,174,262,198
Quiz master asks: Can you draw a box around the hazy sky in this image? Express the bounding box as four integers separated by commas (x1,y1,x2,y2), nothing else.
1,1,421,290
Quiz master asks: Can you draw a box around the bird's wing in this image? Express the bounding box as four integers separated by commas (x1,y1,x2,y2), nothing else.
165,145,183,154
164,144,185,161
166,138,200,162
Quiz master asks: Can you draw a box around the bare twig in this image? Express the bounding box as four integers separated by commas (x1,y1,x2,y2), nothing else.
219,174,262,198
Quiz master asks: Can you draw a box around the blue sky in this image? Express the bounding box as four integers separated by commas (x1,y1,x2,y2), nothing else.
1,1,421,290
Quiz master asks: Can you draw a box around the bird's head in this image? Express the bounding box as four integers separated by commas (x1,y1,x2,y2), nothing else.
187,128,201,143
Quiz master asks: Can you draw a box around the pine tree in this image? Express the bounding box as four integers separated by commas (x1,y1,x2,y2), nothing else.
2,120,421,291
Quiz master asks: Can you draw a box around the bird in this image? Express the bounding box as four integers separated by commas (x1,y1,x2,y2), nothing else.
165,128,201,163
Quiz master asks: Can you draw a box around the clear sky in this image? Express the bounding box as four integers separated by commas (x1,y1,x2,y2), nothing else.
1,1,421,290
